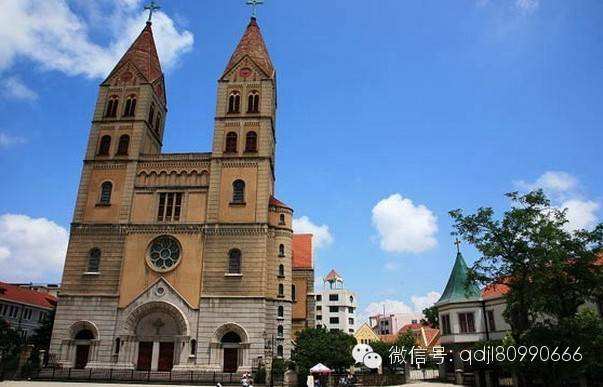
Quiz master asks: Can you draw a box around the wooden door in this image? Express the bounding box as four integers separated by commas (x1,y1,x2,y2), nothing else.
157,342,174,371
74,345,89,369
223,347,238,373
137,342,153,371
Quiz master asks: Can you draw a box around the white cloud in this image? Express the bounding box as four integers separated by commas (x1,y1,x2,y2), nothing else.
371,194,438,254
515,171,600,231
0,0,193,79
292,216,333,249
516,0,539,13
362,291,441,326
0,214,68,283
0,132,26,148
1,76,37,100
410,291,441,312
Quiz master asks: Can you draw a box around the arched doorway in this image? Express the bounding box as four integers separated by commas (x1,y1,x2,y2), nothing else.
221,331,241,373
68,321,99,369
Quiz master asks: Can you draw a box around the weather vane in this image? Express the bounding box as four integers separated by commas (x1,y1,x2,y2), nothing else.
246,0,264,18
144,1,160,23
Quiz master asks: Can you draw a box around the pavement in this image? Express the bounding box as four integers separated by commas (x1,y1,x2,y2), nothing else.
0,382,457,387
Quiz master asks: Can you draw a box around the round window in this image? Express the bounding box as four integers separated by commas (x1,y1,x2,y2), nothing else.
147,236,181,272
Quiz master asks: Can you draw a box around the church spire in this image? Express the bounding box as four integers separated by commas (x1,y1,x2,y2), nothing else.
104,21,163,85
222,17,274,79
436,244,482,305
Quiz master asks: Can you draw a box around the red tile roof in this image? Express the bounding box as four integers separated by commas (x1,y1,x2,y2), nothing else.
269,196,292,210
378,334,398,344
0,282,57,309
223,18,274,79
324,269,342,282
399,322,423,332
292,234,313,269
481,283,510,299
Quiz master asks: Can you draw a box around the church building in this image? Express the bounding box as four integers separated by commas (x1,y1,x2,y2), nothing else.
49,15,304,372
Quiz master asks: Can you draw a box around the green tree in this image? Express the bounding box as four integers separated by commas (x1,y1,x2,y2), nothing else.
420,306,439,328
29,310,55,351
291,327,356,378
449,190,603,339
0,318,23,372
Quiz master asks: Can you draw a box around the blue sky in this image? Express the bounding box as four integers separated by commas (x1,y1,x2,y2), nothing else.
0,0,602,322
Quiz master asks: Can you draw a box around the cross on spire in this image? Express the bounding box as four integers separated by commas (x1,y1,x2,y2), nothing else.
454,238,462,254
144,1,160,23
246,0,264,18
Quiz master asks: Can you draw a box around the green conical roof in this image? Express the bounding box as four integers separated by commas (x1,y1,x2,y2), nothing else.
437,252,481,305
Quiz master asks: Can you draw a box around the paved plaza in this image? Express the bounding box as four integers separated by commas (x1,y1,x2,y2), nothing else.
0,381,457,387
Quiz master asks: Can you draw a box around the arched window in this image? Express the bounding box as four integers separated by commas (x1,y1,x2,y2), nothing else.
75,329,94,340
277,325,283,337
100,182,112,205
278,283,284,296
116,134,130,155
155,112,162,132
98,135,111,156
292,284,296,301
279,214,286,225
278,305,284,318
278,244,285,257
278,264,285,277
228,248,242,274
277,345,283,357
123,95,137,117
228,91,241,113
225,132,238,153
114,338,121,354
148,102,155,125
247,91,260,113
232,179,245,203
105,96,119,117
245,131,257,152
88,248,101,272
190,339,197,356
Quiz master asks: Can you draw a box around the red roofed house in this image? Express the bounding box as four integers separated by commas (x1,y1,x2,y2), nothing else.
398,322,440,350
0,282,57,342
291,234,315,335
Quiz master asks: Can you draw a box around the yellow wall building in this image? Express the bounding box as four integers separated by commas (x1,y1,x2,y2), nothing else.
354,323,380,345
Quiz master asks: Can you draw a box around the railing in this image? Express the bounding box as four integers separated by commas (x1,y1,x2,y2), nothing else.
408,368,439,380
23,367,249,385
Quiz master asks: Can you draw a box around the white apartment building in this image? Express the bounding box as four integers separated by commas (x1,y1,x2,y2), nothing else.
315,270,357,334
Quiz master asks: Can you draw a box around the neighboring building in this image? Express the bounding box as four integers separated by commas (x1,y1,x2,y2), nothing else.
398,322,440,350
0,282,57,341
315,270,357,334
354,323,380,344
291,234,315,336
50,16,297,372
369,313,408,335
12,283,60,298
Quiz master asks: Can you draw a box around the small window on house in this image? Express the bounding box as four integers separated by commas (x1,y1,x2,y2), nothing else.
316,295,322,302
87,248,101,272
155,112,162,132
99,182,112,205
98,135,111,156
123,95,137,117
329,294,339,301
329,306,338,313
278,244,285,257
247,91,260,113
279,214,286,225
232,179,245,203
277,345,283,357
116,134,130,155
157,193,183,222
348,318,354,325
277,325,284,337
225,132,238,153
228,91,241,113
105,96,119,117
148,102,155,125
487,310,496,331
316,306,322,311
458,312,475,333
316,315,322,320
329,317,339,324
278,264,285,277
228,248,242,274
190,339,197,356
245,131,257,152
114,338,121,354
441,314,451,335
292,285,296,301
278,283,284,296
278,305,284,317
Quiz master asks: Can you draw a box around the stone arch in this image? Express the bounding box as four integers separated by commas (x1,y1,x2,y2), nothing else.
69,320,99,340
122,301,190,337
213,322,249,343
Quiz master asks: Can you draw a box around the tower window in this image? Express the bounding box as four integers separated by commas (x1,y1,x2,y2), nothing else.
190,339,197,356
245,131,258,152
98,135,111,156
116,134,130,156
277,325,283,337
105,96,119,117
228,248,242,274
292,285,296,301
279,214,286,225
155,112,162,132
148,102,155,126
277,345,283,357
114,338,121,355
278,264,284,277
247,91,260,113
123,95,137,117
228,91,241,113
278,283,284,296
232,179,245,203
278,244,285,257
157,192,183,222
278,305,284,318
87,248,101,273
99,182,112,205
225,132,238,153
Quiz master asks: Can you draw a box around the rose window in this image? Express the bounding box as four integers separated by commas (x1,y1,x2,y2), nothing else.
147,236,181,272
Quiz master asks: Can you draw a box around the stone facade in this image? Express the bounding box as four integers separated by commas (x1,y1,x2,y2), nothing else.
49,18,301,372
